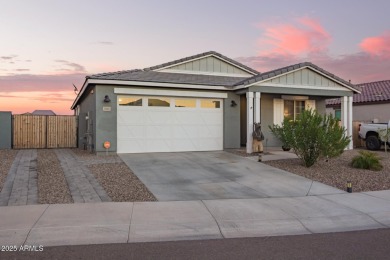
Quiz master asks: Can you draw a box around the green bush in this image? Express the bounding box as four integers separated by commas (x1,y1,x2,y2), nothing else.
269,109,350,167
351,151,383,171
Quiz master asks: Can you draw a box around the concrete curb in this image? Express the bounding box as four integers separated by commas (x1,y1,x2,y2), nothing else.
0,190,389,247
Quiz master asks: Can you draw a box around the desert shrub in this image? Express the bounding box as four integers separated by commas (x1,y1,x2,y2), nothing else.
269,109,350,167
351,151,383,171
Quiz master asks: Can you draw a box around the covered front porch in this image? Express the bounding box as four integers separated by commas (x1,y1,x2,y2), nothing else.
234,63,359,154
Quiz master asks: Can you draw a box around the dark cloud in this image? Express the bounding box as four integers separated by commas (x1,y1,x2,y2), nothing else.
54,60,86,72
0,73,87,93
1,55,17,60
96,41,114,45
15,69,30,71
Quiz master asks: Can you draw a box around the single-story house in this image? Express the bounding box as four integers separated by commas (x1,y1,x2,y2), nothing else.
326,80,390,123
71,51,360,154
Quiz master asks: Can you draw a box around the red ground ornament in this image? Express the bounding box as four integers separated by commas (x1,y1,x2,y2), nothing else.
103,141,111,149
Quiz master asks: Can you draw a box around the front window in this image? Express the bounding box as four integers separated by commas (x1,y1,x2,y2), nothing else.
335,109,341,120
284,100,305,120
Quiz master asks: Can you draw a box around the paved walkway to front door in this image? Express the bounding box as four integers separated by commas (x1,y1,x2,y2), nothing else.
0,150,38,206
119,151,344,201
55,149,111,203
0,149,111,206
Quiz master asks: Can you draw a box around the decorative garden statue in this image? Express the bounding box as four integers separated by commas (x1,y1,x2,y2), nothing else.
252,122,265,153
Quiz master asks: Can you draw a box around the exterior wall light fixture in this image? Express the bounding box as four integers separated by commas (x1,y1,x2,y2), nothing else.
231,100,237,107
104,95,111,103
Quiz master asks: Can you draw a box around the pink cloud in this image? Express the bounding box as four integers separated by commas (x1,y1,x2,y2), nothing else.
360,31,390,58
257,17,331,56
0,73,86,115
241,22,390,83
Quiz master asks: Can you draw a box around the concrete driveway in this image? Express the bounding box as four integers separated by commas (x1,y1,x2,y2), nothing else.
119,151,343,201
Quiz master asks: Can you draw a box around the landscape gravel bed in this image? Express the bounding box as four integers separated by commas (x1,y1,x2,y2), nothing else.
0,149,18,192
263,149,390,192
88,162,156,202
73,149,156,202
37,149,73,204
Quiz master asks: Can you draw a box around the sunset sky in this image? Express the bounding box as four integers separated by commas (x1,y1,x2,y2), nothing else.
1,0,390,115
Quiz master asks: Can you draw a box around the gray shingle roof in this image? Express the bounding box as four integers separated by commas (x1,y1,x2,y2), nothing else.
234,62,360,92
144,51,260,75
88,70,246,87
326,80,390,106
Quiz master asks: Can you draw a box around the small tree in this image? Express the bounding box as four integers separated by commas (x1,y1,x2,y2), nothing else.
269,109,350,167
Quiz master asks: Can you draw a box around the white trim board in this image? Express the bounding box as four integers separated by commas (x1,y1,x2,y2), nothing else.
114,88,228,98
256,82,347,91
88,79,230,90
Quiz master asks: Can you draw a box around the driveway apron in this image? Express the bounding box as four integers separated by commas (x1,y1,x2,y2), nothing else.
120,151,344,201
0,150,38,206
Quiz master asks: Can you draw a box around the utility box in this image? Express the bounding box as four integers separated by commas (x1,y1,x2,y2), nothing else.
0,112,12,149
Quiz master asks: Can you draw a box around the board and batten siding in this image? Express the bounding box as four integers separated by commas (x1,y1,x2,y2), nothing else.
159,56,252,76
266,68,344,88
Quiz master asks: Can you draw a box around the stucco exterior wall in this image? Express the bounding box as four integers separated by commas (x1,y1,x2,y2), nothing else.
223,92,240,148
77,86,96,150
95,85,118,153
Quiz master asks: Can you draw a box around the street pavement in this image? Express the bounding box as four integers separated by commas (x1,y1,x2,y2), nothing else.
2,228,390,260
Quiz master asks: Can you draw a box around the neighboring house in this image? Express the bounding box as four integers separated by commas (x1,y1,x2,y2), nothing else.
326,80,390,123
32,110,56,116
71,51,360,154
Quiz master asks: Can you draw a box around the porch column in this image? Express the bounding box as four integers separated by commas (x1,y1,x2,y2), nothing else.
254,92,261,123
341,96,348,149
348,96,353,149
246,92,254,154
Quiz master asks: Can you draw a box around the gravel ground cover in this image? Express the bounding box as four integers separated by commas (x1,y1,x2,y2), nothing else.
263,149,390,192
37,149,73,204
0,149,18,192
72,149,156,202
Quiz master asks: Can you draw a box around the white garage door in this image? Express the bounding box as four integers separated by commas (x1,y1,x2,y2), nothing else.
117,95,223,153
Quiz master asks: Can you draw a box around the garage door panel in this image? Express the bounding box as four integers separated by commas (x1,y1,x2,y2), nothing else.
146,125,172,139
172,126,199,139
145,139,172,153
117,96,223,153
145,111,174,125
200,113,222,123
174,112,203,125
118,110,145,125
171,139,197,152
118,139,146,153
118,125,145,139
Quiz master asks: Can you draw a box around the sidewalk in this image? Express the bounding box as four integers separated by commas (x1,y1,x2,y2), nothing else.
1,190,389,247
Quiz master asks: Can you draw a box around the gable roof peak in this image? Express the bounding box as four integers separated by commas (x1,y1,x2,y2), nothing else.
235,61,359,92
144,51,259,75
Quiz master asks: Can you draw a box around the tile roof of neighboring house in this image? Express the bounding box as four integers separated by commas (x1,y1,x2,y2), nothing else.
326,80,390,106
234,62,360,92
32,110,56,116
88,70,246,87
143,51,260,75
